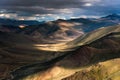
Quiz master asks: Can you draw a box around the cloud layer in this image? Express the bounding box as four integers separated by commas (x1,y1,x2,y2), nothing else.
0,0,120,21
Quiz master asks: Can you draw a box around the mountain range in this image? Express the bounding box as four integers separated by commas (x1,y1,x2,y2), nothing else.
0,18,43,26
0,14,120,80
0,14,120,43
0,25,120,80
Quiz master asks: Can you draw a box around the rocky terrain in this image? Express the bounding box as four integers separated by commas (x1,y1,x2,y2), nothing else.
1,14,120,43
0,14,120,80
0,25,120,80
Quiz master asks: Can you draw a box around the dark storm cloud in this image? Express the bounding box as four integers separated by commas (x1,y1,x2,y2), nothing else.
0,0,85,8
0,6,58,14
0,0,90,14
0,0,119,14
0,0,120,20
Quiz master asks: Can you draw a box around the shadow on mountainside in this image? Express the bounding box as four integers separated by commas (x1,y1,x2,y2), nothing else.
0,25,120,80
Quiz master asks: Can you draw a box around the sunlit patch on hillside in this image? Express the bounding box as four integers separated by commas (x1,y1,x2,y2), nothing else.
19,25,26,29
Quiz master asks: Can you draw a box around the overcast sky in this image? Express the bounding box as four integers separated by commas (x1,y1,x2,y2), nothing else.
0,0,120,21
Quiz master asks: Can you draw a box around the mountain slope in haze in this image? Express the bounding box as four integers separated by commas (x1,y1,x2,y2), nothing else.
0,20,83,43
0,14,120,43
67,14,120,32
0,18,42,26
101,13,120,21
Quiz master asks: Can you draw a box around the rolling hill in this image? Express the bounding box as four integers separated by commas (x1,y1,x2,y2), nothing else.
0,25,120,80
0,14,120,44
